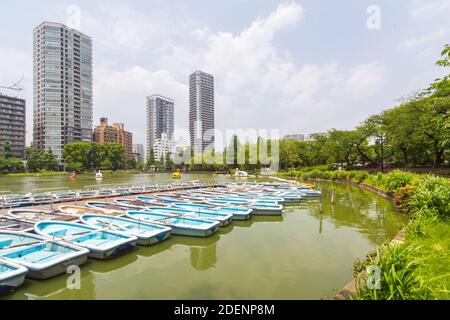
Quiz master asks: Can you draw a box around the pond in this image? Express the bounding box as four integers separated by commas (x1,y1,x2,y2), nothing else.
0,174,405,300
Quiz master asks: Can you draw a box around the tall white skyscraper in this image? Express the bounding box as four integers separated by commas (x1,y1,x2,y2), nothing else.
189,70,215,155
33,22,93,161
146,95,174,161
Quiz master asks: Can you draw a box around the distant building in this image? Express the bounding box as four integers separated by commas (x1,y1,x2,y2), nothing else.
33,22,93,162
132,144,145,163
189,70,215,155
93,118,133,159
283,134,305,141
0,93,26,158
153,133,175,161
146,95,174,162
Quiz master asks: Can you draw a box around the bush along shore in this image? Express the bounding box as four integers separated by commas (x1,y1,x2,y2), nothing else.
278,169,450,300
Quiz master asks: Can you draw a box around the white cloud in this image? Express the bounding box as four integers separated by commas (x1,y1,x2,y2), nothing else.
344,63,385,101
410,0,450,20
400,27,450,49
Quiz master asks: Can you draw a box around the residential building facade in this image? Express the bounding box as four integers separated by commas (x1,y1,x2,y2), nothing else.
146,95,174,161
93,118,133,159
33,21,93,162
0,93,26,158
132,144,145,163
189,70,215,155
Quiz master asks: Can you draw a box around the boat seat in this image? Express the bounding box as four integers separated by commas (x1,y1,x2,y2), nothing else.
48,229,68,237
0,239,13,249
83,238,111,247
23,250,61,263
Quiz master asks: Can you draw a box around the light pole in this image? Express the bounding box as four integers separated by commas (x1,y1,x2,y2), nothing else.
376,136,386,173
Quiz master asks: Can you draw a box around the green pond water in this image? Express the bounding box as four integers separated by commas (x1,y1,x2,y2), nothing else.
0,173,405,300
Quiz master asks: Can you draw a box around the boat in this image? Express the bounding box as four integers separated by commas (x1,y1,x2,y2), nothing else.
59,204,123,217
52,191,79,202
235,170,249,177
0,216,34,232
125,211,220,237
8,209,78,223
0,259,28,295
115,198,170,208
79,214,172,246
205,199,283,216
0,231,89,279
1,194,33,208
145,206,234,227
77,190,98,198
34,221,137,260
31,193,54,205
96,171,103,179
137,195,179,205
172,169,181,179
172,202,252,221
85,201,144,213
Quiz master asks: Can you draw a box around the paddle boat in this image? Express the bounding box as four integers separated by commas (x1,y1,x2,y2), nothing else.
172,202,252,221
34,221,137,259
79,214,172,246
0,231,89,279
8,209,78,223
77,190,98,198
125,211,220,237
96,171,103,179
0,259,28,295
0,216,34,232
144,206,233,227
235,170,249,177
59,204,123,217
172,169,181,179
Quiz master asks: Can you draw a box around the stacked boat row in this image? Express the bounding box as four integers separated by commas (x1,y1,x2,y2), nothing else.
0,182,319,295
0,182,213,209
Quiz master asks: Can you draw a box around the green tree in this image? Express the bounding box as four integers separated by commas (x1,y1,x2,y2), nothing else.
1,141,12,159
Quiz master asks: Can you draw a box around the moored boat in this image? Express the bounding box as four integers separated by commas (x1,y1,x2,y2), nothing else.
8,209,78,223
0,216,34,232
79,214,172,246
125,211,220,237
59,204,123,217
0,231,89,279
34,221,137,259
172,202,252,221
0,259,28,295
145,206,233,226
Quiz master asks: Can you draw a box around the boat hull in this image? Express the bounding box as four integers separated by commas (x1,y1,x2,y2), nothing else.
0,261,28,295
88,240,137,259
23,253,88,280
250,207,283,216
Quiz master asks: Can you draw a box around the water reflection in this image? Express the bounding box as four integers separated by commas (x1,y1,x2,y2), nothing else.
233,215,284,228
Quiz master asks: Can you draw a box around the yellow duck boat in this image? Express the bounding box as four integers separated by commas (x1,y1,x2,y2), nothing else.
172,169,181,179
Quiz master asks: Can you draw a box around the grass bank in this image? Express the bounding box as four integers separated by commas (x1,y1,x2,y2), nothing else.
278,169,450,299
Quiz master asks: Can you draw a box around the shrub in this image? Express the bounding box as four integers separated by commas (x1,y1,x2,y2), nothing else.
356,244,436,300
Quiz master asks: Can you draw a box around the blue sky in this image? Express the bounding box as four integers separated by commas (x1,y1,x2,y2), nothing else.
0,0,449,149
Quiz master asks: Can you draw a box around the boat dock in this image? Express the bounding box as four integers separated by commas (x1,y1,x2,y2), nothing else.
0,182,226,216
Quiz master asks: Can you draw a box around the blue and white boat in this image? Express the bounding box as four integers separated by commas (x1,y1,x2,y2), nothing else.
205,198,283,216
0,259,28,295
144,206,233,226
79,214,172,246
172,202,252,221
0,231,89,279
137,195,179,204
125,211,220,237
34,221,138,260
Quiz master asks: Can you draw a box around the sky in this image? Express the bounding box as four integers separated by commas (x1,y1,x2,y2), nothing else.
0,0,449,151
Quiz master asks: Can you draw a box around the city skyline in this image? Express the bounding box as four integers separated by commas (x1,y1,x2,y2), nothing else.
0,1,449,150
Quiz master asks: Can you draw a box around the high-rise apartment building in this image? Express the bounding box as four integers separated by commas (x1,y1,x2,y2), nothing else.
132,144,145,163
189,70,215,155
93,118,133,159
0,93,26,159
146,95,174,161
33,22,93,162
